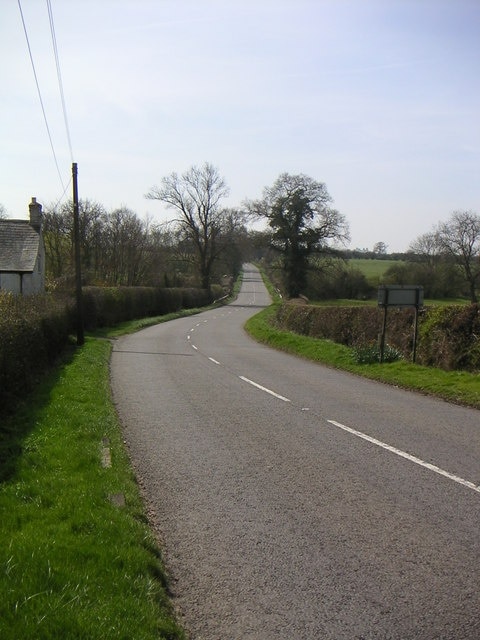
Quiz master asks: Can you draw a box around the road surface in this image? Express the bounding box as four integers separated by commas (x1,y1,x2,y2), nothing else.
110,264,480,639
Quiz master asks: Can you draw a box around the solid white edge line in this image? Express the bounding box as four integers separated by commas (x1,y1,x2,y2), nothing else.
239,376,290,402
327,419,480,495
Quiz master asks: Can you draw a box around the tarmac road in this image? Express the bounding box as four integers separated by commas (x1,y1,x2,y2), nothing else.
110,263,480,640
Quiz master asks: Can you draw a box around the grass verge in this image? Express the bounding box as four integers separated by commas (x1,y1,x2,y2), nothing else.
0,337,184,640
245,304,480,410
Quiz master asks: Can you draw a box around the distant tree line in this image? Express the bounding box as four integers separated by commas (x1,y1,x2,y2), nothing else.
40,164,480,303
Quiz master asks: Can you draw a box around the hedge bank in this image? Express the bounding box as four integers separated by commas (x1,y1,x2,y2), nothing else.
0,285,217,415
274,302,480,372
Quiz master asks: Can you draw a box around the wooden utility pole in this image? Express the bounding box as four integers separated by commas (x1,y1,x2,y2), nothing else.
72,162,84,345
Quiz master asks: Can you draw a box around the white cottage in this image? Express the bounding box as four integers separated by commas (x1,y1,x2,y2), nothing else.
0,198,45,294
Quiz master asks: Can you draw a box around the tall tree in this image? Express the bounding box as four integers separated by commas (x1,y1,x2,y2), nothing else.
146,162,230,290
436,210,480,303
246,173,349,297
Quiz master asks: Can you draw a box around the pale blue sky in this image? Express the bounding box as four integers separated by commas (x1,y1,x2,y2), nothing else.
1,0,479,251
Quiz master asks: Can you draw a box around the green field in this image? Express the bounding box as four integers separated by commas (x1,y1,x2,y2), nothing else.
347,258,404,282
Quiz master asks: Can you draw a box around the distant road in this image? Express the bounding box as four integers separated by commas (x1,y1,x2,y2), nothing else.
111,264,480,639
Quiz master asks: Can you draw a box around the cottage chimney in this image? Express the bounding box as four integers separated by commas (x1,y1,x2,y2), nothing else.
29,197,42,231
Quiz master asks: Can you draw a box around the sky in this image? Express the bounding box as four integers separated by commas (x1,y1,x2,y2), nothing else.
1,0,479,252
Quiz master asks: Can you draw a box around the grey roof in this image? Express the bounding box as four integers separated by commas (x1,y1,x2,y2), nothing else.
0,220,40,272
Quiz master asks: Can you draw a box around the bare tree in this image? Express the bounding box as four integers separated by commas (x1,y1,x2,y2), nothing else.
146,162,230,290
245,173,349,298
408,231,441,266
436,210,480,303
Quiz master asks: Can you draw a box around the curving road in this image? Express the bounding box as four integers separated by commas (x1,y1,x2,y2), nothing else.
110,264,480,640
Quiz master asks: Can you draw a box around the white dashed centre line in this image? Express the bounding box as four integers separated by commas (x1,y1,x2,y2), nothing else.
209,357,221,365
327,419,480,495
239,376,290,402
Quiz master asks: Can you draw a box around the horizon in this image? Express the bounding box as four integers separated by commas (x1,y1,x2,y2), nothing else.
1,0,479,253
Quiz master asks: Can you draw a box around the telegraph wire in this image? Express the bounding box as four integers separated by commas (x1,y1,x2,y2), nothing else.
17,0,67,192
46,0,74,162
51,176,73,212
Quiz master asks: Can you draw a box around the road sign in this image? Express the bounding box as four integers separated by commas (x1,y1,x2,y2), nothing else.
378,285,424,308
377,285,424,363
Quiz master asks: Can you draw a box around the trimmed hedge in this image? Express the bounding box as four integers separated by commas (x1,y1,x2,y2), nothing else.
274,302,480,372
0,292,75,412
82,286,211,329
0,286,214,415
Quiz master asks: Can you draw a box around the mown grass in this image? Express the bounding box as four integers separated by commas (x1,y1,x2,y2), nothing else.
0,338,184,640
245,304,480,410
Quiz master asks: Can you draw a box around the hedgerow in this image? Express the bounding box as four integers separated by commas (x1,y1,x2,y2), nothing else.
274,302,480,372
81,286,214,329
0,286,214,415
0,292,75,413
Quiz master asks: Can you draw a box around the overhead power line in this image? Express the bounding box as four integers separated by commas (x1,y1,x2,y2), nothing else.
17,0,68,192
46,0,74,162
